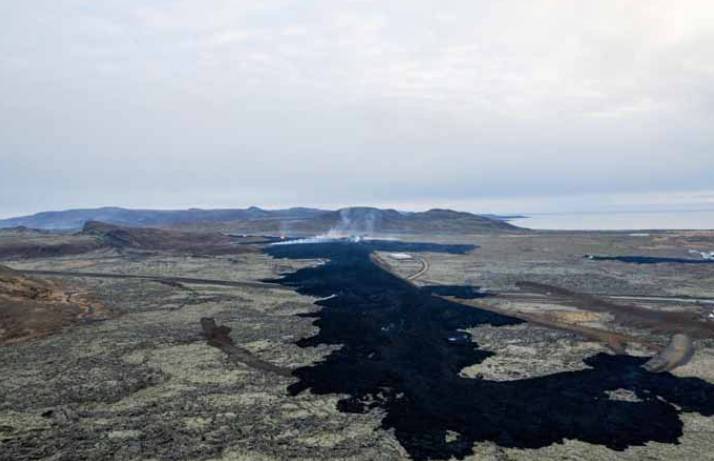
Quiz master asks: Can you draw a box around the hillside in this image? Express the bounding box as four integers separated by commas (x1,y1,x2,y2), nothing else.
0,264,54,300
0,264,105,344
0,226,102,259
81,221,255,255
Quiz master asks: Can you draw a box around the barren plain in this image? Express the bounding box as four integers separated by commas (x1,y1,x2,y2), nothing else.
2,225,714,460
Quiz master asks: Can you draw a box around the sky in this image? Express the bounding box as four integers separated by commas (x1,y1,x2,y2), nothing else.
1,0,713,218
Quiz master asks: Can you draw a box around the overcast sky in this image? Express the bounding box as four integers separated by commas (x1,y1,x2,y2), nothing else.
1,0,713,218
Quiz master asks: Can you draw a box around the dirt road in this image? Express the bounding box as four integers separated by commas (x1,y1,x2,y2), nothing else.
16,269,291,290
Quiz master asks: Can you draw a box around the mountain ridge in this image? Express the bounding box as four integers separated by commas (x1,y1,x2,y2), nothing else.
0,206,522,234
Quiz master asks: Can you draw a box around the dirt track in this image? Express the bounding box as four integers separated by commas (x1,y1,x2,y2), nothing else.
407,256,429,281
441,295,662,352
515,281,714,338
15,269,291,290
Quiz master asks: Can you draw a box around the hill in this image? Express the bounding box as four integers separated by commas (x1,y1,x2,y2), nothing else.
0,226,102,259
81,221,255,255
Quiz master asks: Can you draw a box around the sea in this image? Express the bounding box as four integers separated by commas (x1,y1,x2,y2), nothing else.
509,209,714,231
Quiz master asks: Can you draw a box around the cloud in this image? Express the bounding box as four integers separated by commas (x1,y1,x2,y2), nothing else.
0,1,713,216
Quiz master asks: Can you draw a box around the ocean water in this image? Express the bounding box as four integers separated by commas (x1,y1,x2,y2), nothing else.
510,210,714,231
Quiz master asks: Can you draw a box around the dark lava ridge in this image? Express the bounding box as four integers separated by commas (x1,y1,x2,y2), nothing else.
586,255,714,264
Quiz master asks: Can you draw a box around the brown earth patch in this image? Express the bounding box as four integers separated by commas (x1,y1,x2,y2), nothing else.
0,265,106,345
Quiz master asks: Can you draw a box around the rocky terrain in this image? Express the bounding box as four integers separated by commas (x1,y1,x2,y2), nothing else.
1,224,713,460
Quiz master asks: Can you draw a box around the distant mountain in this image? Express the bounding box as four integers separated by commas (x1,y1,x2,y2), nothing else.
308,207,520,234
0,206,522,234
0,206,325,231
480,214,528,222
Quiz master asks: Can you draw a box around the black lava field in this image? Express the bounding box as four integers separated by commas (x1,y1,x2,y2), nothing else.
265,240,714,460
587,255,714,264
